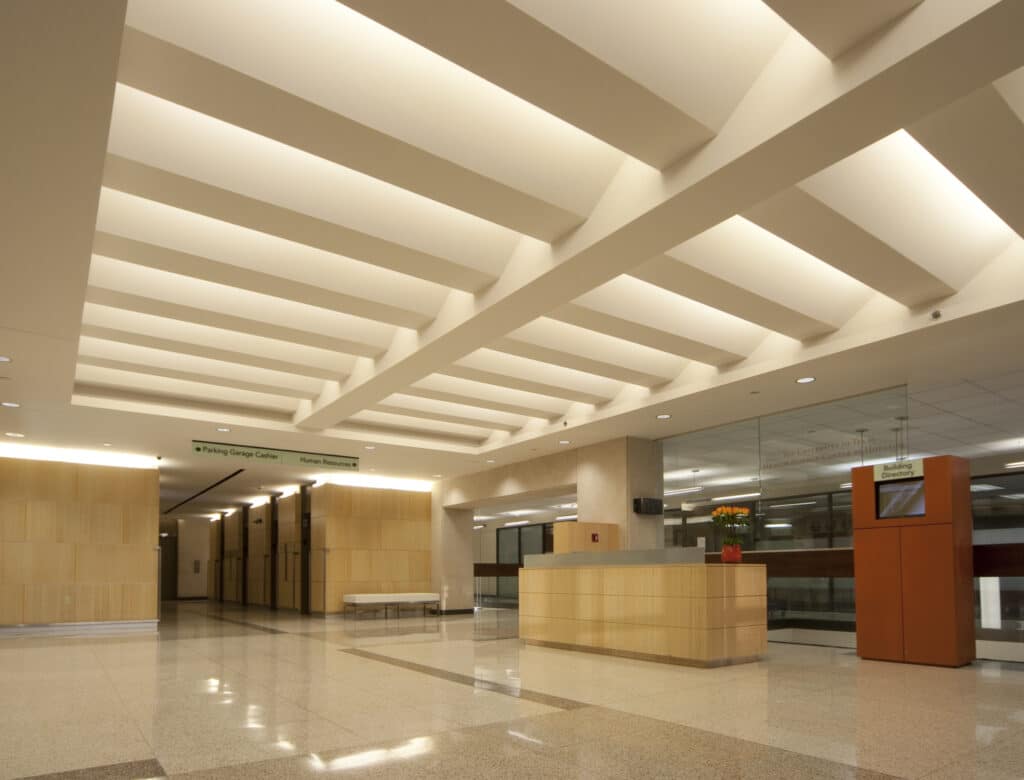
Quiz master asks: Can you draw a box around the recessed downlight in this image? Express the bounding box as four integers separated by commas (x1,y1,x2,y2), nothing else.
486,459,495,464
364,445,376,451
5,432,25,438
1006,461,1024,470
1,401,19,408
796,377,816,384
216,427,230,433
431,474,442,478
656,413,671,420
102,443,112,447
558,440,570,445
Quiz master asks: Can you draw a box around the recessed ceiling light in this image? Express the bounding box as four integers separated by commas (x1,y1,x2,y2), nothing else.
796,377,816,384
431,474,442,478
217,427,230,432
102,443,112,447
486,459,495,464
0,356,10,364
4,432,25,438
710,491,761,501
364,445,376,451
473,525,484,530
1,401,19,408
1005,461,1024,470
839,482,853,489
558,440,570,445
656,414,671,420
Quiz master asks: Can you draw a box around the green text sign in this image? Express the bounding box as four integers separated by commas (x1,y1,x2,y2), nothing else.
191,441,358,470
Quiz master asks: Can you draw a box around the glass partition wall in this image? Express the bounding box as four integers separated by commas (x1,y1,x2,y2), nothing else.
663,385,1024,660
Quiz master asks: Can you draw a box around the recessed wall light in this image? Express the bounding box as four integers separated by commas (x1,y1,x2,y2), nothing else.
217,427,230,432
4,432,25,438
656,414,671,420
796,377,816,384
1,401,19,408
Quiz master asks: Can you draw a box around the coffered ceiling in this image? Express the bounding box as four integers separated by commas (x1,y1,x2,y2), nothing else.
3,0,1024,515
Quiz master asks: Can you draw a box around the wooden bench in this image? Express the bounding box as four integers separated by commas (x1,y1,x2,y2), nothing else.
343,592,440,619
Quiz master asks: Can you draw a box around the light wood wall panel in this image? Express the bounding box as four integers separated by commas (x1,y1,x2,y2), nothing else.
311,484,431,614
0,457,159,626
246,504,271,606
222,510,243,603
519,563,767,666
208,517,222,601
553,522,620,554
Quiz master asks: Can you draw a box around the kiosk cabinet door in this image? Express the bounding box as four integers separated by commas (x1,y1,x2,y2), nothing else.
854,526,904,662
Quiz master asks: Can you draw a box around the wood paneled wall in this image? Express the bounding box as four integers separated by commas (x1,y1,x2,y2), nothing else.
208,518,222,601
221,509,243,603
246,504,271,606
311,484,431,614
0,457,159,625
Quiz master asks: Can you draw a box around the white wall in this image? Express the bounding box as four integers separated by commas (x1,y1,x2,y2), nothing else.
176,517,211,598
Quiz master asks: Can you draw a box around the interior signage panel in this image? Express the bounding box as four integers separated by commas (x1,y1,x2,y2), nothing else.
191,441,358,470
873,459,923,482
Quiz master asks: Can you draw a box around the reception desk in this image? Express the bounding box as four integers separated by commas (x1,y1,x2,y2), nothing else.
519,555,767,667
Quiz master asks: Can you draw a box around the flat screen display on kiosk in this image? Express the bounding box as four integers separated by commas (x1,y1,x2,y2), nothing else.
876,478,926,518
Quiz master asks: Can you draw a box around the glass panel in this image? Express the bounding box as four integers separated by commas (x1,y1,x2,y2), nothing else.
520,524,543,559
970,473,1024,545
767,576,855,631
496,575,519,603
755,494,830,550
497,527,519,565
831,491,853,547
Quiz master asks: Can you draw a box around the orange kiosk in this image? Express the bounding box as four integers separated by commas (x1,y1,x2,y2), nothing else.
852,455,974,667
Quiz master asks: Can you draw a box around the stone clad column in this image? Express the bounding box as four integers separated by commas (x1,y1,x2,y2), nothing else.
431,485,474,612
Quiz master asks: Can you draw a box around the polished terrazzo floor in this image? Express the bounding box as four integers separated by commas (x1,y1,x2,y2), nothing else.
1,602,1022,779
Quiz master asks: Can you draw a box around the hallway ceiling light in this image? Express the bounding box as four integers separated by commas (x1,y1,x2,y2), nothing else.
1005,461,1024,469
475,515,497,521
216,426,230,432
504,520,529,526
558,440,570,445
665,486,703,496
314,473,432,492
502,509,542,516
796,377,816,384
656,414,671,420
710,491,761,501
764,523,792,529
970,484,1002,492
1,401,19,408
0,442,159,468
473,524,484,530
4,432,25,438
839,482,852,489
768,501,816,509
555,514,577,521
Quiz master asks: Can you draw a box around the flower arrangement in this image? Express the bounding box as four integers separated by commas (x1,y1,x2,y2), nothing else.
711,505,750,546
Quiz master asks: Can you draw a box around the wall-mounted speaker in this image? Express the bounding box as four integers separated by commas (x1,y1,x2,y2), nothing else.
633,497,664,515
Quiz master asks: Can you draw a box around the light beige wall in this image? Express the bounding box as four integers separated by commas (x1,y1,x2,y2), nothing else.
432,486,473,611
0,457,159,625
176,516,209,598
311,484,431,614
442,450,576,509
553,521,620,554
276,493,302,610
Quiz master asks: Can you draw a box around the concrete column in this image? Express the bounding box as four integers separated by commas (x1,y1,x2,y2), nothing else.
577,437,664,551
431,485,475,612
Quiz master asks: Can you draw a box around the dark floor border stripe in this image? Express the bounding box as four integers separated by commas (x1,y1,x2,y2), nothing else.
342,647,586,710
201,610,286,634
23,757,167,779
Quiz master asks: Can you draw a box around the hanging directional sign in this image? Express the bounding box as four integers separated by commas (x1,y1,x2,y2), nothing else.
191,440,359,470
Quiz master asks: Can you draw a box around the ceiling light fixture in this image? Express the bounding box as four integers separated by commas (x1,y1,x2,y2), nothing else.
473,525,484,530
504,520,529,527
1005,461,1024,470
1000,493,1024,500
216,427,230,433
768,501,817,509
1,401,19,408
839,482,853,489
665,486,703,496
4,432,25,438
656,413,671,420
710,491,761,501
796,377,816,384
555,514,577,521
0,356,10,363
558,440,570,445
764,523,792,529
970,484,1002,492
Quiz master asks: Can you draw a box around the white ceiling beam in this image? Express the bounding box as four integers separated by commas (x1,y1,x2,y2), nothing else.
372,403,522,434
93,231,427,329
630,255,836,341
75,355,317,400
742,187,954,307
294,1,1024,429
341,0,712,168
102,155,496,293
437,365,612,406
72,382,294,421
489,336,672,388
116,27,583,241
401,387,559,422
80,324,342,381
763,0,923,60
908,84,1024,240
549,303,746,366
84,286,382,358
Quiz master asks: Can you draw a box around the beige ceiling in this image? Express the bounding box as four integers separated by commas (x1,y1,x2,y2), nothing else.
3,0,1024,516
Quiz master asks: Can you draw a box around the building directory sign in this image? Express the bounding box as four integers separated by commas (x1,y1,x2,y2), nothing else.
191,440,359,470
873,459,924,482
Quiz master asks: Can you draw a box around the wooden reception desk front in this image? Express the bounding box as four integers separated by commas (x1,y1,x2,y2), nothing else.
519,562,767,667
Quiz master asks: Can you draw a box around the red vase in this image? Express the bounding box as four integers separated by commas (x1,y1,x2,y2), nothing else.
721,543,743,563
